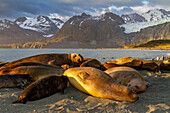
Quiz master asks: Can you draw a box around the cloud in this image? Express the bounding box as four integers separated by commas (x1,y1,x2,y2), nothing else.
130,0,162,13
0,0,169,20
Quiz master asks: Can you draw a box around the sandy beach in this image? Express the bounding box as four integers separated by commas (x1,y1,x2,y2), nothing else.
0,70,169,113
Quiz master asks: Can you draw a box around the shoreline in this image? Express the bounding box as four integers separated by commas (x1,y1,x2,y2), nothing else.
0,47,170,50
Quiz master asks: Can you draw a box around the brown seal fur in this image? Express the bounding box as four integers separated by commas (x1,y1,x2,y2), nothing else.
63,67,138,102
160,60,170,71
0,64,65,81
80,58,102,69
105,66,148,93
0,74,33,89
12,75,68,104
0,62,8,67
0,53,83,71
136,59,159,71
106,57,143,69
101,62,119,70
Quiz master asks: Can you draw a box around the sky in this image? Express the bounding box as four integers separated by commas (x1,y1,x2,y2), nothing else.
0,0,169,21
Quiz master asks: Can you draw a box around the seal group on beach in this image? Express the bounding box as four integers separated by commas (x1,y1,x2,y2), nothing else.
63,67,138,102
0,52,159,103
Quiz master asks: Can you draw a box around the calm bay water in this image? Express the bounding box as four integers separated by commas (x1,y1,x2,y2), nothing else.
0,49,170,63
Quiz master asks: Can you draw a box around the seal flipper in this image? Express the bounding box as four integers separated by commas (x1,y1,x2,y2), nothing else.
12,98,27,104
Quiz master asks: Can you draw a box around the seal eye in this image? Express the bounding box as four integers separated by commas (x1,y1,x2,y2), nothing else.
127,84,131,87
135,86,139,89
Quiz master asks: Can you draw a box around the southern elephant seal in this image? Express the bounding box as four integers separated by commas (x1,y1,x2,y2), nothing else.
0,74,33,89
0,53,84,70
63,67,138,102
101,62,119,70
12,75,68,104
106,57,143,69
160,60,170,71
0,62,62,72
80,58,102,69
105,66,148,93
136,59,159,72
0,65,65,81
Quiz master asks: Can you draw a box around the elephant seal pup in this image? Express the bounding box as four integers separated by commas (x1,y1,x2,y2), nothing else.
12,75,68,104
106,57,143,69
0,65,65,81
0,53,84,70
63,67,138,102
80,58,102,69
0,74,33,89
105,66,148,93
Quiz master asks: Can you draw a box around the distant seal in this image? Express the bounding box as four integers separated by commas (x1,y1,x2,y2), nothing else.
106,57,143,69
0,53,84,70
160,60,170,71
63,67,138,102
0,65,65,81
101,62,119,70
12,75,68,104
105,66,148,93
80,58,102,69
0,74,33,89
136,59,159,71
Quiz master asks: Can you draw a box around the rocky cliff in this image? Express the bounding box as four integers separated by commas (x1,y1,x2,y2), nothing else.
47,13,126,48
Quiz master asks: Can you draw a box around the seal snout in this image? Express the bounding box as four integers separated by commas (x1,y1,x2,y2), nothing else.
129,92,139,102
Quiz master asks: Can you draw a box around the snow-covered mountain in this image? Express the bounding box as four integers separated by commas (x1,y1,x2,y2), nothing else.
0,19,44,44
120,9,170,33
0,19,14,30
121,13,147,23
142,9,170,22
15,15,64,37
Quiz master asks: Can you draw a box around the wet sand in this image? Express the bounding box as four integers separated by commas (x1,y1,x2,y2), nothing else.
0,70,170,113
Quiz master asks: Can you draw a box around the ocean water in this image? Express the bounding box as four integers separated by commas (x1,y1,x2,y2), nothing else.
0,49,170,63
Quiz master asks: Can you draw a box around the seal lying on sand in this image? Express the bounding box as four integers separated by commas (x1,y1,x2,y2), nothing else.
80,58,102,69
160,60,170,71
12,75,68,104
136,59,159,72
105,66,148,93
0,53,83,70
0,62,62,72
0,74,33,89
101,62,119,70
106,57,143,69
63,67,138,102
0,65,65,81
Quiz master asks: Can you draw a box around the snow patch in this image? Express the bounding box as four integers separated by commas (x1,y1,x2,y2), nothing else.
120,17,170,33
109,16,115,21
43,34,54,37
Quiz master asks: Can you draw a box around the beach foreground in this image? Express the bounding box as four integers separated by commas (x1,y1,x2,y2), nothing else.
0,70,170,113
